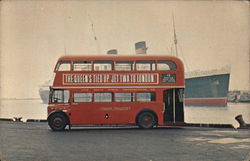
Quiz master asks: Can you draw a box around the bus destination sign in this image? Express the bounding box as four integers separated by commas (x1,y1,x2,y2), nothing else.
63,73,159,85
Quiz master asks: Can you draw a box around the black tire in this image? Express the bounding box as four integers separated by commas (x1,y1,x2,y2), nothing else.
48,113,68,131
137,112,157,129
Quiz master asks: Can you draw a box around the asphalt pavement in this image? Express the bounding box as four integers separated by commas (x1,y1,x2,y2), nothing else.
0,121,249,161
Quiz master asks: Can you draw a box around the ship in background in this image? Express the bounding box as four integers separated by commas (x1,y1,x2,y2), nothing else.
184,67,230,106
39,80,50,104
39,87,49,104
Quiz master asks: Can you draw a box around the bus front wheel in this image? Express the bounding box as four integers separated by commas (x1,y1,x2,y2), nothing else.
48,113,68,131
137,112,156,129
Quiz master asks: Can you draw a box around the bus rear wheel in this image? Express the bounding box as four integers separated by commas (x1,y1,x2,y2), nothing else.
137,112,156,129
48,113,68,131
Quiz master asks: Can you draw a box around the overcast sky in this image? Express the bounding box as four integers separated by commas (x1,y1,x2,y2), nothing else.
0,0,249,98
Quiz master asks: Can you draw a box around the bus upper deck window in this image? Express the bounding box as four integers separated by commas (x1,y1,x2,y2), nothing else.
157,60,176,71
51,89,69,103
94,61,112,71
115,61,134,71
73,61,92,71
56,61,71,71
136,61,155,71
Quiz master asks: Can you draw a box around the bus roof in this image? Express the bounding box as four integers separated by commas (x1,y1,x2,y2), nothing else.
58,55,183,63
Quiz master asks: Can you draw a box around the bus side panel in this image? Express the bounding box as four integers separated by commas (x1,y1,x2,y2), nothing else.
69,102,164,126
70,102,95,125
70,102,133,125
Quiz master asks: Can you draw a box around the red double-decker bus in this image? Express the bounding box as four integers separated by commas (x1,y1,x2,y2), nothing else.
47,55,185,131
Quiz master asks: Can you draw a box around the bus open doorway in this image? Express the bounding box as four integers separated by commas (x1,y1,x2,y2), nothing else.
163,88,184,124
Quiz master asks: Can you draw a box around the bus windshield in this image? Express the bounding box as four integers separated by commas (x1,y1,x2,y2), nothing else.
50,89,70,103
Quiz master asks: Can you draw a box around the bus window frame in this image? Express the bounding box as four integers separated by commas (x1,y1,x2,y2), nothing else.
114,92,135,102
73,92,93,103
156,60,177,71
135,60,156,71
50,89,70,104
93,60,113,71
94,92,113,102
55,61,72,72
114,61,134,71
73,61,93,71
136,92,156,102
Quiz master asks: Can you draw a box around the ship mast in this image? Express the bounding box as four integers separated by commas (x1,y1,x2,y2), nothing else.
172,14,178,57
172,14,190,72
88,14,101,54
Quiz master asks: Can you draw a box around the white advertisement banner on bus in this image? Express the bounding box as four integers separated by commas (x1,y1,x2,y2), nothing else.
63,73,159,85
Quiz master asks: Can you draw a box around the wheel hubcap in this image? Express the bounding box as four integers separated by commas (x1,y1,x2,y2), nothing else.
141,115,153,128
53,117,63,127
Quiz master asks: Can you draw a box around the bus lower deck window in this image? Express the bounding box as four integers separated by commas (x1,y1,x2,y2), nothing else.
137,92,156,102
94,93,112,102
115,93,135,102
74,93,92,102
